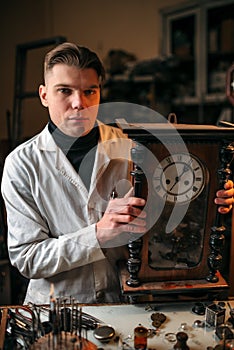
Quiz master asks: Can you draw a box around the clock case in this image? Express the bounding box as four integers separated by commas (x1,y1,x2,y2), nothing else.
116,119,234,301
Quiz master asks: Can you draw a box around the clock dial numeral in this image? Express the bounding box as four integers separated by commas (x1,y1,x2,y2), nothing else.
195,177,202,181
166,157,173,164
155,185,161,192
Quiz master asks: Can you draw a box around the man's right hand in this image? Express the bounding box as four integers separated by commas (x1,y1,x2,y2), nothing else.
96,197,146,246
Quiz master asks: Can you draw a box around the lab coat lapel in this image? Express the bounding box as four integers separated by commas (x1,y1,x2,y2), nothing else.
88,139,111,199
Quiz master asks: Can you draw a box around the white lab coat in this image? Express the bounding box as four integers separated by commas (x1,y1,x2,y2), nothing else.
1,122,133,304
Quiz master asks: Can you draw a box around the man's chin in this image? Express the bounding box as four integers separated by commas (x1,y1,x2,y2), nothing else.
69,127,87,138
59,119,96,137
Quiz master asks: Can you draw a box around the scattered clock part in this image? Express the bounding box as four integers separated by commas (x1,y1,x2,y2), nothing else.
192,302,206,315
193,319,205,328
173,331,190,350
93,325,115,343
164,332,177,343
215,324,234,340
206,303,226,327
134,324,148,350
150,312,167,329
217,301,226,308
227,302,234,328
179,322,192,332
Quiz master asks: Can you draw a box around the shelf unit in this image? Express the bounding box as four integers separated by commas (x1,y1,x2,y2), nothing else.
161,0,234,124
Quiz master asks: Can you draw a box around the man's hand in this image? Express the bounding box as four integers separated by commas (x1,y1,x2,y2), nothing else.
96,197,146,245
214,180,234,214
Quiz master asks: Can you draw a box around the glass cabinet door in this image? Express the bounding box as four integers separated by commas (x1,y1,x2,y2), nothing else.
161,0,234,124
206,2,234,96
162,7,199,104
170,13,196,98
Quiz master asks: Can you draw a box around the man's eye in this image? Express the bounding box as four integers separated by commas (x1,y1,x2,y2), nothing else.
58,88,71,94
84,89,96,96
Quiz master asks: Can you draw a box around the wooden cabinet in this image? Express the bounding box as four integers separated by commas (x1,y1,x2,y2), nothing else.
161,0,234,124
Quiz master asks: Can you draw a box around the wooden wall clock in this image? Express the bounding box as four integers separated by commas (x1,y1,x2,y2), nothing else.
116,118,234,301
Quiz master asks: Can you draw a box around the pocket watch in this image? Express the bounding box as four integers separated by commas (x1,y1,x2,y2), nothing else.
152,153,206,204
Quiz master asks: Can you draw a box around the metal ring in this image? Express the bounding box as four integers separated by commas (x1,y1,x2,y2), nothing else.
164,332,176,342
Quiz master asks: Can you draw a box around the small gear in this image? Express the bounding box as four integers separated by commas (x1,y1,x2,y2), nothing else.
151,312,166,328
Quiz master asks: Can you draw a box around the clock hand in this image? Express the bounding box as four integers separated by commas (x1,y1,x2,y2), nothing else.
169,177,179,192
169,164,190,192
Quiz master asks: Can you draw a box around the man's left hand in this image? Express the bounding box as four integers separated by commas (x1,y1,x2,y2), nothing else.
215,180,234,214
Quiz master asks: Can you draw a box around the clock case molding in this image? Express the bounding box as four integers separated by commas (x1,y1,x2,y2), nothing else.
116,119,234,301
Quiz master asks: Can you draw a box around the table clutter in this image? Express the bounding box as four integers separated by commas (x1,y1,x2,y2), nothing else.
1,298,234,349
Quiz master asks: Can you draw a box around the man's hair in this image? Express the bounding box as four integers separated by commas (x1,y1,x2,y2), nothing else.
44,42,105,83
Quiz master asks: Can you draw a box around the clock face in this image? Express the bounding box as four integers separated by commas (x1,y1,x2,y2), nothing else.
153,153,206,204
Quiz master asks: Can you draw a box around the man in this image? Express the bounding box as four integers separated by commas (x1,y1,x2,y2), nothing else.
1,42,233,304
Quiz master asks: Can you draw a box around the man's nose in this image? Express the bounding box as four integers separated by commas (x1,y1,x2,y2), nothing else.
71,92,84,109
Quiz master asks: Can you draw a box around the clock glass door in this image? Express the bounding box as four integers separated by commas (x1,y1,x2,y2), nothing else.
149,152,209,270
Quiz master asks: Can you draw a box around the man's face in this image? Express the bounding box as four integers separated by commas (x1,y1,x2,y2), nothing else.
39,64,101,137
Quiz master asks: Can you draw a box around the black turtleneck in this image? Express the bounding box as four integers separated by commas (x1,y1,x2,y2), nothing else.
48,121,99,190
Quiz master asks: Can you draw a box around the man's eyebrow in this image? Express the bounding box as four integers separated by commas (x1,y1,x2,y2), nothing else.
85,84,100,89
54,83,100,89
54,84,70,88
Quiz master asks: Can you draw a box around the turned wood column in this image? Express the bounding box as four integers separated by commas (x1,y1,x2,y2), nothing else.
126,142,145,287
206,141,234,283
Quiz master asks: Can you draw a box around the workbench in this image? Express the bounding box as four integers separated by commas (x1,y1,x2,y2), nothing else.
83,301,233,349
1,300,234,349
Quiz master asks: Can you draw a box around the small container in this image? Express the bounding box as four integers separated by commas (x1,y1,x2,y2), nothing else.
93,325,115,343
205,303,225,327
134,325,148,350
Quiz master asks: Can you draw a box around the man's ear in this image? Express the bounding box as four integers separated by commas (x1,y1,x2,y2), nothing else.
39,84,48,107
